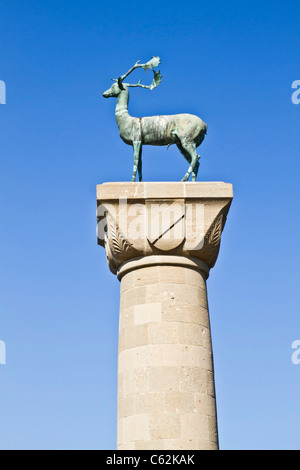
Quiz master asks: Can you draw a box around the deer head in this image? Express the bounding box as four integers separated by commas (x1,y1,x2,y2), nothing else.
102,80,124,98
102,57,162,98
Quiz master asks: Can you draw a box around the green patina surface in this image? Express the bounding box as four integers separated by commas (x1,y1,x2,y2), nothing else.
102,57,207,182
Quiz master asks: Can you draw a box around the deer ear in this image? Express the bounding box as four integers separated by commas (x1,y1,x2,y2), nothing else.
118,77,125,90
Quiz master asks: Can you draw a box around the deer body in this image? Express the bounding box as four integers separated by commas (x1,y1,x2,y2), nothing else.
102,57,207,182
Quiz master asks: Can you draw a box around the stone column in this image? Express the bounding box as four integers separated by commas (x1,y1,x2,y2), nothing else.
97,182,233,450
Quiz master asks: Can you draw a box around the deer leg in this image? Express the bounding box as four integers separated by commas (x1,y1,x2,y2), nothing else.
180,141,199,182
176,142,198,182
138,146,143,182
192,159,200,182
131,141,142,182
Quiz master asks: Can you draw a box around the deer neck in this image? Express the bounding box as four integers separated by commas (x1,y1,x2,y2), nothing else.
115,89,130,128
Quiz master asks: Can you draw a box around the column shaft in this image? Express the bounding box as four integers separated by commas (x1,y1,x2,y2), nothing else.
117,259,218,450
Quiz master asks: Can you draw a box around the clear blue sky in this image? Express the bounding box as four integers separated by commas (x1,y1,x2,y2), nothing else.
0,0,299,450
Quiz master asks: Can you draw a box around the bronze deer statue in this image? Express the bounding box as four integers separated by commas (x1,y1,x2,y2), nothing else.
102,57,207,182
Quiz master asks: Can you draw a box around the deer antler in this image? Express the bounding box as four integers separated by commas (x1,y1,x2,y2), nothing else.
112,57,162,90
120,56,160,80
124,70,162,90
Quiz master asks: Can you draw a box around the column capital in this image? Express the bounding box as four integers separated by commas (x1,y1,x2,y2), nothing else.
97,182,233,275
